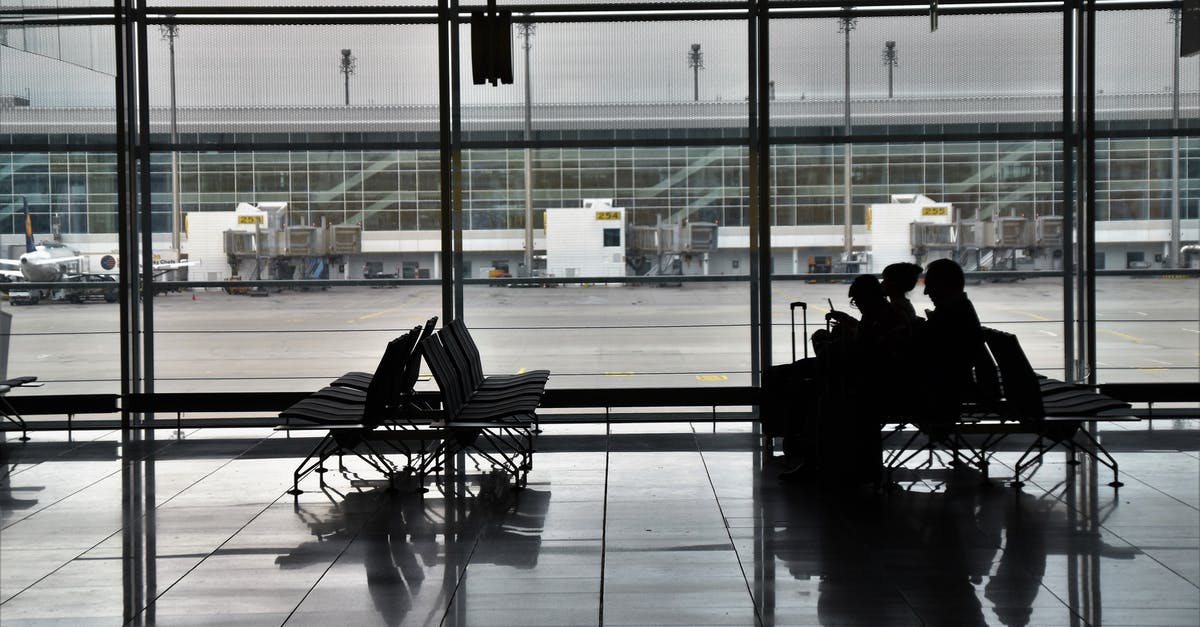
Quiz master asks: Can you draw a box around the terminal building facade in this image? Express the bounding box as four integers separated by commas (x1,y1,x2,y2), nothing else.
2,97,1198,279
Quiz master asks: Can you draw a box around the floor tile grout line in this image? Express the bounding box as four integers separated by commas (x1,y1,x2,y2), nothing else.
127,431,295,624
1,429,271,609
1,428,197,531
436,491,487,627
282,486,435,627
691,423,765,627
976,454,1200,613
135,491,291,626
4,428,123,479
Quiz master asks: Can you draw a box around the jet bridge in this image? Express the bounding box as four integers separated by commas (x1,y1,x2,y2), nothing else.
626,216,719,279
221,205,361,286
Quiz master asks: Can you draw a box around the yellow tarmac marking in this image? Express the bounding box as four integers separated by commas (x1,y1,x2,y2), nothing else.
1136,367,1168,371
1012,310,1050,321
604,371,635,376
1100,329,1144,344
516,368,526,374
696,375,728,381
357,309,395,321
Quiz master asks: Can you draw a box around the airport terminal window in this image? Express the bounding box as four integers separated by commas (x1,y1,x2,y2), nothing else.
2,2,1196,395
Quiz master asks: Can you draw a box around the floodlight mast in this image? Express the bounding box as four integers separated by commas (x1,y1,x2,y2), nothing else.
687,43,704,102
160,20,181,257
518,17,536,275
340,49,357,106
840,12,857,256
882,40,898,98
1169,9,1182,268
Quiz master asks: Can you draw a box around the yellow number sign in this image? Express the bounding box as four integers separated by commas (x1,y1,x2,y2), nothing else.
595,211,620,220
237,215,264,224
921,207,948,216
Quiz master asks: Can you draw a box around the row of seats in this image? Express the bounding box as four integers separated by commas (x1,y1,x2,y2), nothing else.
277,317,549,495
885,327,1135,487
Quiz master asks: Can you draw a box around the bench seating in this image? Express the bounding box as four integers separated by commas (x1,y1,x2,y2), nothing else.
278,319,549,494
324,316,439,393
419,324,548,488
885,327,1136,487
277,326,445,494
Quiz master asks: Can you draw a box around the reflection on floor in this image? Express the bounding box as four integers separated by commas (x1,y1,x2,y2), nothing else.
1,422,1197,626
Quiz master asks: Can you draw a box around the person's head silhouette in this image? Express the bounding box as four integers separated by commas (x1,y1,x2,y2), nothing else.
848,274,887,315
923,258,965,306
881,262,922,300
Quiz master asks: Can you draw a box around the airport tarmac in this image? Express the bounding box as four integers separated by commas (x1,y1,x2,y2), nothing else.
5,276,1197,397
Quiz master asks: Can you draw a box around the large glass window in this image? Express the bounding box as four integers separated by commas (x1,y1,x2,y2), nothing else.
0,2,1195,399
2,9,119,394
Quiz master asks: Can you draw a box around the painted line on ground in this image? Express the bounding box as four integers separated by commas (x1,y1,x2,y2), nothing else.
1100,328,1144,343
696,375,728,381
1038,330,1058,337
1183,328,1199,334
356,308,397,321
604,371,635,376
1012,310,1050,321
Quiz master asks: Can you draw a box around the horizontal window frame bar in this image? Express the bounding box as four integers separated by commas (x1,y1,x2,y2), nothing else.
6,269,1188,296
12,123,1200,155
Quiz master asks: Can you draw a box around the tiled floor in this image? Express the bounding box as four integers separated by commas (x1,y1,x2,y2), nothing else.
1,421,1197,626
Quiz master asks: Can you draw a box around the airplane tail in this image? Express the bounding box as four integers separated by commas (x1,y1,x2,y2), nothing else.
22,197,35,254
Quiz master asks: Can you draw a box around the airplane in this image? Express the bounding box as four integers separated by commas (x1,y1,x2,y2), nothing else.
0,198,85,283
0,198,194,304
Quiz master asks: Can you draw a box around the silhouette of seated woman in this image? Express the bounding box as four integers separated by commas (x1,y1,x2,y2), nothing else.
881,262,924,324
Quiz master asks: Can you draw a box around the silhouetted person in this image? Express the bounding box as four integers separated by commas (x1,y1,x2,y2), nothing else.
881,262,924,324
782,275,908,484
813,275,907,360
916,259,985,428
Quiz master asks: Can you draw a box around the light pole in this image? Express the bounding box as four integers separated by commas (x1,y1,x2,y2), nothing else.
840,11,857,257
339,49,356,106
882,40,897,98
518,17,536,275
687,43,704,102
1169,9,1182,268
159,20,181,257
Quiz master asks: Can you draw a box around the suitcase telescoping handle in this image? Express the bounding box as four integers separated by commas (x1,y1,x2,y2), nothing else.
790,301,807,361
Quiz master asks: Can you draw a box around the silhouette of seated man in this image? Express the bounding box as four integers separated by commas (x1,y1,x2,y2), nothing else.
911,258,985,430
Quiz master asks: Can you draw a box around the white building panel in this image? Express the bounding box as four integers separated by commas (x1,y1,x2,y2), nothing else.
867,194,953,273
181,202,272,281
545,199,626,279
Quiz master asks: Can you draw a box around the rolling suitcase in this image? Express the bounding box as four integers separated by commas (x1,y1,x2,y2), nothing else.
762,302,819,449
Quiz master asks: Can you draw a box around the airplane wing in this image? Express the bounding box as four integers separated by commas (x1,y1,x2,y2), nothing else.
0,259,21,267
0,269,24,278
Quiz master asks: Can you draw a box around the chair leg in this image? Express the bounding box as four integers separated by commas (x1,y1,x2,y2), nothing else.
1073,427,1124,488
1012,436,1058,488
2,397,30,442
